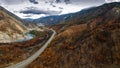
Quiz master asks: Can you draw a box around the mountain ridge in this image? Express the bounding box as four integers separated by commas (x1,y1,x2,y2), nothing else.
24,2,120,26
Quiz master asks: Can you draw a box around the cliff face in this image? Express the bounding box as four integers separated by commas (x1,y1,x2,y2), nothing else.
27,2,120,68
0,6,27,42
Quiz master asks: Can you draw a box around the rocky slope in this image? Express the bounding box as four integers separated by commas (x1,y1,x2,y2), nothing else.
0,6,27,43
27,2,120,68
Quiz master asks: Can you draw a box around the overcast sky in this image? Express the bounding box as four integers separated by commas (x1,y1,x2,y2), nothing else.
0,0,119,6
0,0,106,5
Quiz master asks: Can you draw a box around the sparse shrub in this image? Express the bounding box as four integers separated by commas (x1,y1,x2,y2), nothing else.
96,31,110,43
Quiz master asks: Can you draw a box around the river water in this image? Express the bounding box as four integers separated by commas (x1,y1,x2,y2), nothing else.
14,33,35,42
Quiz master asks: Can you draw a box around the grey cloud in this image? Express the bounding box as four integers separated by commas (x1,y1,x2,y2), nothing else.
20,7,62,15
69,0,105,6
0,0,27,4
0,0,106,5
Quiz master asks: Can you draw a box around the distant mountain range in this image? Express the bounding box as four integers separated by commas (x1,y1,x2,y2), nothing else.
24,12,74,26
25,2,120,26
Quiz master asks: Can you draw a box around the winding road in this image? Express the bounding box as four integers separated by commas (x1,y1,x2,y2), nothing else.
6,29,56,68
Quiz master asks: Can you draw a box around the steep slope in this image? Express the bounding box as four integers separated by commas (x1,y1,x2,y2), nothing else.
0,6,27,43
27,2,120,68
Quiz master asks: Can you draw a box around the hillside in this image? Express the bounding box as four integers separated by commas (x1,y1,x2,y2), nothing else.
27,2,120,68
24,13,73,26
0,30,50,67
0,6,27,43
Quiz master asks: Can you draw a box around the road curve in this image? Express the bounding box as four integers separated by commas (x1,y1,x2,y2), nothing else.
6,29,56,68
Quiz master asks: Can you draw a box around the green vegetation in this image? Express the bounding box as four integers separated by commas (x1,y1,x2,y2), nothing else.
116,4,120,8
29,30,40,36
29,30,45,36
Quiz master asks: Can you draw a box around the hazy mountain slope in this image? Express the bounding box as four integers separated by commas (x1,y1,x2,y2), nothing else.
0,6,27,42
25,2,120,26
27,2,120,68
24,13,73,26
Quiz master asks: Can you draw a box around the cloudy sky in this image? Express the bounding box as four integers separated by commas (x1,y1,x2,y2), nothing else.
1,0,120,6
0,0,115,5
0,0,106,5
0,0,119,19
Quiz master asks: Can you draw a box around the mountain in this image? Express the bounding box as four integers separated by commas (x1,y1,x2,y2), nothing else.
26,1,120,26
24,13,73,26
0,6,27,43
27,2,120,68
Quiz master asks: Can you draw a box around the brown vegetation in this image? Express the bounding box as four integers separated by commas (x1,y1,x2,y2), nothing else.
27,3,120,68
0,31,50,67
28,19,120,68
0,2,120,68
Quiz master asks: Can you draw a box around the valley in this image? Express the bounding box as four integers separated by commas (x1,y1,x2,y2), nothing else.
27,2,120,68
0,1,120,68
0,5,56,68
